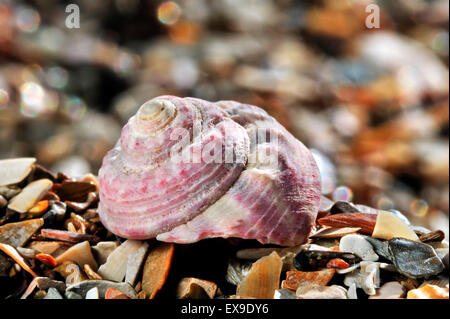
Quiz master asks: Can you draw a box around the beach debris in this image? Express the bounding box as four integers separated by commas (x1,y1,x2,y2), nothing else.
372,211,419,241
236,252,282,299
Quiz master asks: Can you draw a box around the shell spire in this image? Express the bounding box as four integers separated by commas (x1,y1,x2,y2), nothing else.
98,96,321,246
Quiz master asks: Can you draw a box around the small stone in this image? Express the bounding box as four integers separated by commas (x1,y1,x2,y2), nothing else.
339,234,379,261
92,241,120,265
8,179,53,213
388,238,445,279
85,287,99,299
296,284,348,299
44,287,63,299
0,218,44,247
0,158,36,187
369,281,405,299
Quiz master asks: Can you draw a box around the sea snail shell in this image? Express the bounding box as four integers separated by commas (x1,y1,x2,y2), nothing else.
98,96,321,246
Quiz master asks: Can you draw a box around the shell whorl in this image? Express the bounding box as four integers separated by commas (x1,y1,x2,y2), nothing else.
98,96,321,246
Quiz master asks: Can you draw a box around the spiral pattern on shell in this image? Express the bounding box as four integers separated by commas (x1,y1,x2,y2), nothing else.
98,96,321,246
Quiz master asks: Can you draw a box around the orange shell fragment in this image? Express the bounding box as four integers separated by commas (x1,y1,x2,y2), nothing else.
282,269,335,291
35,253,57,267
0,243,38,277
142,242,175,299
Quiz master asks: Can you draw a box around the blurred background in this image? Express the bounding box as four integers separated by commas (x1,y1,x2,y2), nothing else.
0,0,448,236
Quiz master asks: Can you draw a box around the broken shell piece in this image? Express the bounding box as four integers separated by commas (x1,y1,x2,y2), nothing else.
274,289,296,299
44,287,63,299
28,241,70,256
40,229,100,243
407,284,449,299
372,211,419,241
339,234,379,261
125,241,149,286
388,238,445,279
65,291,83,299
0,186,21,200
98,240,146,282
326,258,350,269
84,264,102,280
36,253,57,267
0,158,36,187
21,277,66,299
54,261,87,285
176,277,218,299
0,218,44,247
16,247,36,259
282,269,335,290
105,287,131,299
85,287,99,299
236,252,282,299
8,179,53,213
0,243,38,277
369,281,405,299
419,230,445,243
142,243,174,299
296,283,348,299
27,200,49,218
344,261,380,295
92,241,119,266
66,280,137,298
318,213,377,235
55,240,98,270
310,227,361,239
226,259,252,286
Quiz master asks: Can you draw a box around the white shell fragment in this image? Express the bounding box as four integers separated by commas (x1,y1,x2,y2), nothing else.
98,240,146,282
372,211,419,241
0,158,36,187
296,283,348,299
344,261,380,296
125,241,149,286
7,179,53,213
92,241,120,266
339,234,379,261
369,281,405,299
85,287,99,299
